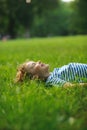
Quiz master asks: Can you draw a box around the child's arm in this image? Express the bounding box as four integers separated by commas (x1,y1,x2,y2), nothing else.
46,76,67,87
63,82,87,88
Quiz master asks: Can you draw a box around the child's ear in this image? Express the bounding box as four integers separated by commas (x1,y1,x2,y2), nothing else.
21,66,25,73
34,64,40,70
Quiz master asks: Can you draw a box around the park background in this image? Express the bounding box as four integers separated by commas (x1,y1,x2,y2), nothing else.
0,0,87,39
0,0,87,130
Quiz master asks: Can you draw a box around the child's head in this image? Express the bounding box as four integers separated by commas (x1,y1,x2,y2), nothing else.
15,61,50,82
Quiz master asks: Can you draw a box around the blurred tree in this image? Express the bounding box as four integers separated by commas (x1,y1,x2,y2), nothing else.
31,2,71,37
0,0,8,35
71,0,87,34
0,0,58,38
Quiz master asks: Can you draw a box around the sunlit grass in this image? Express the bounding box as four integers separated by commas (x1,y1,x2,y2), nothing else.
0,35,87,130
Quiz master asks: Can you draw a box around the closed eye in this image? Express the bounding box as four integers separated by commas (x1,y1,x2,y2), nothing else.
32,62,36,67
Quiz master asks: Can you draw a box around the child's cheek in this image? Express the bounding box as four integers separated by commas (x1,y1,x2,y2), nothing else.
34,64,40,71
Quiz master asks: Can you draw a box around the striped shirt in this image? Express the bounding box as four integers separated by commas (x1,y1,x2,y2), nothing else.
46,63,87,87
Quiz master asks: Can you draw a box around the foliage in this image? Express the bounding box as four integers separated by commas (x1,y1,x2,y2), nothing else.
31,2,72,37
0,0,87,37
0,36,87,130
0,0,58,38
70,0,87,34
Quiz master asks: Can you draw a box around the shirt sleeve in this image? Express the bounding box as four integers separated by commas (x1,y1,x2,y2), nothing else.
46,76,67,87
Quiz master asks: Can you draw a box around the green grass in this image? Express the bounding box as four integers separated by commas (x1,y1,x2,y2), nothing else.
0,35,87,130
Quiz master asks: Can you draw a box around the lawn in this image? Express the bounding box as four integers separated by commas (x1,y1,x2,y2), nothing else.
0,35,87,130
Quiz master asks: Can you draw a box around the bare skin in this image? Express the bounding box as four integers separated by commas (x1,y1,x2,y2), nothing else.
25,61,50,80
15,60,87,88
15,61,50,82
63,82,87,88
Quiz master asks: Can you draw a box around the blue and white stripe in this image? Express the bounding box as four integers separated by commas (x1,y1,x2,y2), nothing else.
46,63,87,87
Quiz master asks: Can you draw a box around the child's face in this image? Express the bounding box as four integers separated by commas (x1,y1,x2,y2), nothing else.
25,61,49,78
